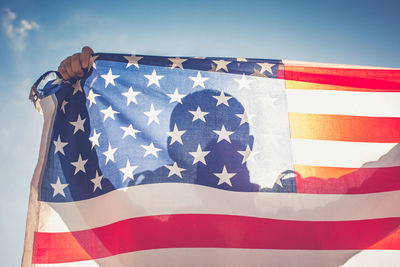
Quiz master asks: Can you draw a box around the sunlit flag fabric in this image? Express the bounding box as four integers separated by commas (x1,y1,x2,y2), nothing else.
23,53,400,266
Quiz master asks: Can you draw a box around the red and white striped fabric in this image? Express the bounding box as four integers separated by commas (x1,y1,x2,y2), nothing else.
23,57,400,266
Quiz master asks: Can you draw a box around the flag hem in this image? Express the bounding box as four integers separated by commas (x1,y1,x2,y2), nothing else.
22,94,58,267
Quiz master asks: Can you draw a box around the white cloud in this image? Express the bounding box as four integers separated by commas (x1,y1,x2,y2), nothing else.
1,8,40,53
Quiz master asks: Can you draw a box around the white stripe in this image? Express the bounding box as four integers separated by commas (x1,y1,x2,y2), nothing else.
35,248,400,267
287,89,400,117
340,250,400,267
291,139,400,168
38,183,400,232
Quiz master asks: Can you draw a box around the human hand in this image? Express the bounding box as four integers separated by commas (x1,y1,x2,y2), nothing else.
57,46,94,80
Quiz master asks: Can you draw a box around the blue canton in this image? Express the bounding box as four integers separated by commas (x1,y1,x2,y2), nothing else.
38,53,296,202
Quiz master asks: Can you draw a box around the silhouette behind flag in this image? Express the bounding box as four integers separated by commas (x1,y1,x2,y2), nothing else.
136,89,261,192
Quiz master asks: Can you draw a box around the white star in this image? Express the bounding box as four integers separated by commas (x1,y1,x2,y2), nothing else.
53,135,68,155
189,106,209,122
144,103,162,125
89,55,99,70
122,87,140,105
123,54,143,68
141,142,162,158
101,68,120,88
213,125,234,143
262,130,281,146
257,62,275,74
103,143,118,165
251,67,267,77
167,124,186,145
60,100,68,114
237,58,247,62
238,145,252,164
234,74,252,89
70,154,88,175
165,162,186,178
120,160,138,182
70,114,86,134
89,128,101,149
90,170,103,192
261,93,278,108
100,105,119,122
236,111,248,125
213,165,236,187
189,71,209,88
120,124,141,139
167,88,185,104
212,59,230,72
247,148,259,162
50,177,68,197
213,91,232,106
87,89,100,107
72,80,83,95
168,57,187,69
189,144,210,165
144,69,164,87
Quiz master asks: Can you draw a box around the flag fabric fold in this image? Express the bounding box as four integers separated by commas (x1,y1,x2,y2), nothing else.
23,53,400,266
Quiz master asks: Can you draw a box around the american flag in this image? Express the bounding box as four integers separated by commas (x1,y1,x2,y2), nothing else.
23,53,400,266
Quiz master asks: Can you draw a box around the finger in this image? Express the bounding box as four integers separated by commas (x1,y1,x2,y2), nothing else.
80,46,94,69
71,53,84,77
58,66,70,80
58,62,70,80
63,56,75,79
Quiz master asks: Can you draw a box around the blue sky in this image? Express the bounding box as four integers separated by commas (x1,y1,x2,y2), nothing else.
0,0,399,265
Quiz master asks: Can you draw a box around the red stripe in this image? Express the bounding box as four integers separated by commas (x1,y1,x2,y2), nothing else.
296,166,400,194
33,214,400,264
279,66,400,91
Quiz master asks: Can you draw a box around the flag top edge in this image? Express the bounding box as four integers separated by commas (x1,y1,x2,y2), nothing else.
283,60,400,70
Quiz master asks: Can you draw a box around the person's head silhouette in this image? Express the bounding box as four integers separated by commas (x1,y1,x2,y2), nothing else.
167,89,258,191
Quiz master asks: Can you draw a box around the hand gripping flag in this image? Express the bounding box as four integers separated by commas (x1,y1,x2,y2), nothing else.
23,54,400,266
